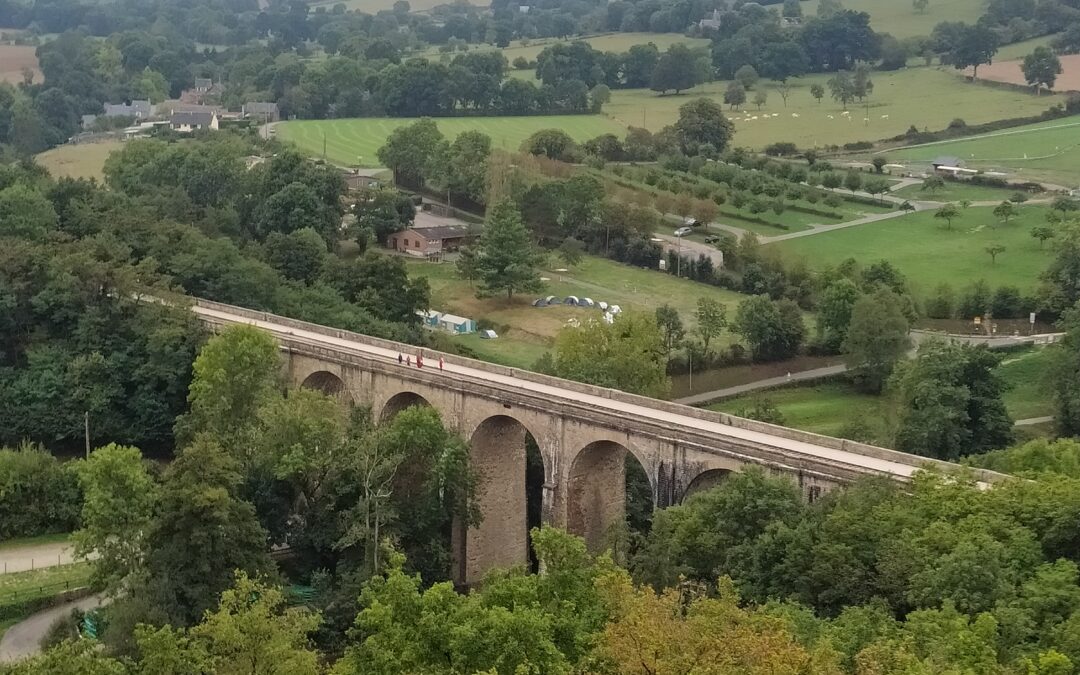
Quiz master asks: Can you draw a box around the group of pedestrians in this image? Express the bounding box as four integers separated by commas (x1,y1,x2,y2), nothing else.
398,350,443,370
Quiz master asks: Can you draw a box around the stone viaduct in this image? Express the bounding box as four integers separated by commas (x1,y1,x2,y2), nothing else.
191,298,1006,585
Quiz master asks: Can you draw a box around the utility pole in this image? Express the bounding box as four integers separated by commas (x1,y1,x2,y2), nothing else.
688,348,693,391
322,131,327,161
84,412,90,459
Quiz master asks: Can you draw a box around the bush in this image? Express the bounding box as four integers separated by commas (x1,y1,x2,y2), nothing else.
764,142,799,157
842,140,874,151
0,444,82,539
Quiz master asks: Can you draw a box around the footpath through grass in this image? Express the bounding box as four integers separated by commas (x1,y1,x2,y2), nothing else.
278,116,625,167
773,204,1054,293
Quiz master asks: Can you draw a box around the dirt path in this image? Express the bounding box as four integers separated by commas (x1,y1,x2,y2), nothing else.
0,594,105,663
0,543,81,575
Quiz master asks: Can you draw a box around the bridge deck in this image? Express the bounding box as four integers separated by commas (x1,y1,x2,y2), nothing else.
192,304,942,481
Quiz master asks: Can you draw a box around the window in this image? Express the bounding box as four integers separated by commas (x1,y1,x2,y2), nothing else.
808,486,822,503
402,238,408,247
415,239,421,248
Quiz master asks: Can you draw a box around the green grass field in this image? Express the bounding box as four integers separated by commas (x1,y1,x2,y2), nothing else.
277,116,626,167
35,141,123,180
408,252,758,369
891,181,1023,204
801,0,987,39
605,68,1063,151
709,346,1056,442
772,204,1054,293
421,33,710,67
888,118,1080,187
0,562,91,605
308,0,483,12
0,533,70,552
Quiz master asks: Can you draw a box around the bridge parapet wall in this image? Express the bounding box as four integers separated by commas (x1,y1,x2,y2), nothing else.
193,298,1009,486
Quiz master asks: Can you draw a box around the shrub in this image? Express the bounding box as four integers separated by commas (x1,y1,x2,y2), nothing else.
764,141,799,157
0,444,82,538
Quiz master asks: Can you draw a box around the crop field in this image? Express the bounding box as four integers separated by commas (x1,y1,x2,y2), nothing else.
35,141,124,180
277,115,625,167
964,53,1080,92
605,68,1063,150
772,204,1055,293
801,0,987,39
0,44,40,84
888,118,1080,186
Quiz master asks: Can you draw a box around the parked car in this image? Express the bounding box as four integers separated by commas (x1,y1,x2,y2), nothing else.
674,227,693,237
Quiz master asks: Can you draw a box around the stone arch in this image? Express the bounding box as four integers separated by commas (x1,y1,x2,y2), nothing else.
379,391,432,423
682,468,733,502
566,439,653,554
458,414,547,585
300,370,349,400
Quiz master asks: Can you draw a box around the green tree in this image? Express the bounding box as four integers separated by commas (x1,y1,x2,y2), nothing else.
695,296,727,355
810,83,825,103
558,236,585,267
950,24,1000,79
252,182,334,243
655,304,685,354
139,436,273,627
552,312,670,398
735,64,760,90
0,183,57,240
440,130,491,204
843,289,911,393
175,325,281,462
753,89,768,110
723,81,747,110
1054,304,1080,437
890,339,1013,459
934,203,960,230
863,177,890,201
473,200,544,300
921,175,946,193
913,0,929,13
844,170,863,195
673,98,734,156
520,128,578,161
1033,225,1056,249
816,278,862,352
985,244,1005,265
650,44,701,94
187,572,322,675
828,70,855,110
376,118,445,188
993,200,1018,224
75,444,158,594
263,228,327,284
1023,47,1063,93
732,295,806,362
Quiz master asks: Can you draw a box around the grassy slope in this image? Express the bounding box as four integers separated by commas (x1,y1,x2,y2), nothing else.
408,253,758,369
772,205,1054,293
709,345,1056,440
891,181,1024,203
277,116,625,167
35,141,124,181
801,0,987,39
0,563,91,603
605,68,1063,149
887,118,1080,186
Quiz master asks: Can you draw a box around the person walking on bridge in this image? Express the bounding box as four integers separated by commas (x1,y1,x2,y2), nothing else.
397,353,403,365
417,351,424,368
439,356,444,371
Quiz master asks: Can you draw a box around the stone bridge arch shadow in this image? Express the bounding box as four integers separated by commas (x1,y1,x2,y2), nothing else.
379,391,433,423
566,439,654,558
456,413,548,586
681,468,733,503
300,370,350,401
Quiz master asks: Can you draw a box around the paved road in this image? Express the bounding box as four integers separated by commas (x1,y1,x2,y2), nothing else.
195,304,938,480
1016,416,1055,427
654,233,725,266
0,594,104,663
0,542,80,576
675,365,847,406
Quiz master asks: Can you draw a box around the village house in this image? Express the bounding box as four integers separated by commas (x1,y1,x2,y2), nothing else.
242,101,280,122
104,100,154,119
389,224,474,259
170,110,219,132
